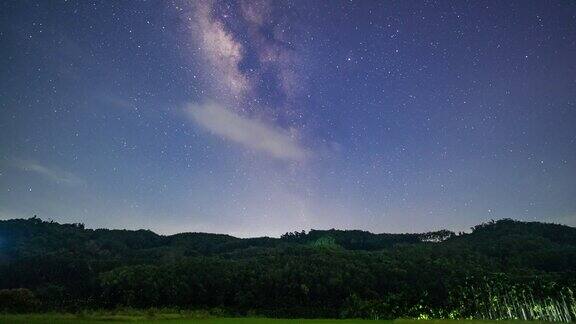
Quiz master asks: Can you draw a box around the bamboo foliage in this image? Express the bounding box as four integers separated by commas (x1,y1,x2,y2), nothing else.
448,275,576,322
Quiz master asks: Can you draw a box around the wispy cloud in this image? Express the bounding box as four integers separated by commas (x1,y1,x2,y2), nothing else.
181,1,311,161
12,159,84,186
187,102,308,162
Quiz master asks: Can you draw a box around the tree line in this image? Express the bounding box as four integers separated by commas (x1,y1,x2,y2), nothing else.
0,217,575,320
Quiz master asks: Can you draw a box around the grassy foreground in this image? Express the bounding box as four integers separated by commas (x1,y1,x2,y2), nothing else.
0,314,556,324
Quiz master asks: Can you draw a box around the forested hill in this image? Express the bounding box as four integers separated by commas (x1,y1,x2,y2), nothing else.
0,217,575,320
1,217,574,259
0,217,454,259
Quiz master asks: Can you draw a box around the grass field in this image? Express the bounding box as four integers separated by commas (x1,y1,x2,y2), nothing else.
0,314,557,324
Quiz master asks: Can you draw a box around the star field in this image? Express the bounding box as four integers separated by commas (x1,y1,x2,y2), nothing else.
1,0,575,236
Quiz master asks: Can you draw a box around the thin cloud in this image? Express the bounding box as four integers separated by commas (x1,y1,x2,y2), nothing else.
12,159,84,186
187,102,308,162
182,2,310,162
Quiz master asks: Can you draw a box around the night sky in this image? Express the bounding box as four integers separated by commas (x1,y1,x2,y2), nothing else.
1,1,575,237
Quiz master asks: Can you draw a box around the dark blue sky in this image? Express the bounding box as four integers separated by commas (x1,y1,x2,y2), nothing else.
1,0,575,236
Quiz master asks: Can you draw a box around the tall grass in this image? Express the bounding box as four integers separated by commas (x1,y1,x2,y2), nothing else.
449,276,576,322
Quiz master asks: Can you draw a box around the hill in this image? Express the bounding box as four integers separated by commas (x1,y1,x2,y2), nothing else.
0,217,575,321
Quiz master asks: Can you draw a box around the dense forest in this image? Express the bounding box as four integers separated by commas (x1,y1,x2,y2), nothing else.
0,217,575,321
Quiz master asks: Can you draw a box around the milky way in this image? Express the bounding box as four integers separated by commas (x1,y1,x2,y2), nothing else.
1,1,575,236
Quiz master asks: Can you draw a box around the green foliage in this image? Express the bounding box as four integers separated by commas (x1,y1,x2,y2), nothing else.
0,314,546,323
282,229,423,250
0,288,39,313
310,236,339,249
0,217,575,320
447,273,576,321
